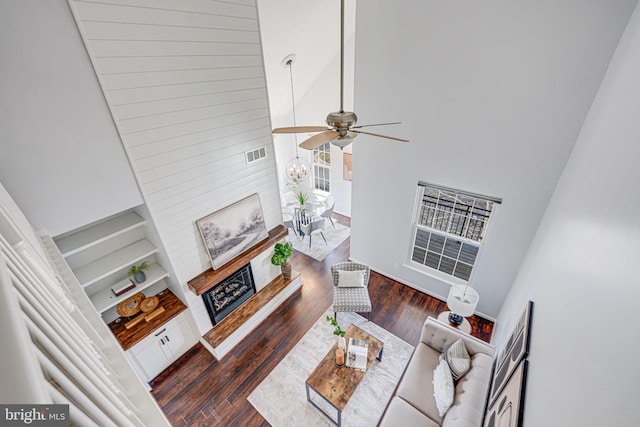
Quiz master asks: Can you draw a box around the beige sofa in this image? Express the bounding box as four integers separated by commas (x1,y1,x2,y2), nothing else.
380,317,494,427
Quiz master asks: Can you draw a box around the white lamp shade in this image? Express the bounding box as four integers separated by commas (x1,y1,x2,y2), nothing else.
447,285,479,317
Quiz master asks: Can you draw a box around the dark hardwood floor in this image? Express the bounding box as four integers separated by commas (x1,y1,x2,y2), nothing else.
150,214,493,426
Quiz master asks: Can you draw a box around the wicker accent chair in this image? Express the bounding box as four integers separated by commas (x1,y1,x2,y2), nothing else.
331,261,372,320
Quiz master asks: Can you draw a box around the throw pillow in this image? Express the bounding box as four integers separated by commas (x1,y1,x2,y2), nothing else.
433,358,455,417
337,270,365,288
442,338,471,381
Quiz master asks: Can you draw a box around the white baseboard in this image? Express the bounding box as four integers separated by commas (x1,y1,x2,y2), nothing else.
348,258,496,323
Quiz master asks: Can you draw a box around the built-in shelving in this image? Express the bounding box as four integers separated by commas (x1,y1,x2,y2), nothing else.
53,210,170,319
75,239,157,287
55,212,145,257
91,262,169,314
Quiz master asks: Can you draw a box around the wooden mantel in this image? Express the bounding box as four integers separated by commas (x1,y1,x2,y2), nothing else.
188,224,288,296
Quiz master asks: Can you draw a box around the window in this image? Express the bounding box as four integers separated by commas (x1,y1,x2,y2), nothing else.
410,182,501,282
313,143,330,192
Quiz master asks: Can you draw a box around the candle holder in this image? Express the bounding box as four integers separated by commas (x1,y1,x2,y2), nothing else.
335,348,345,367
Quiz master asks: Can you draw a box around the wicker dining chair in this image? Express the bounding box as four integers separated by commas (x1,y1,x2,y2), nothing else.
331,261,372,321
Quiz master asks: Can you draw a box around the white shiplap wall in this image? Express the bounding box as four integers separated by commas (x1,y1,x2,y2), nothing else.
68,0,282,333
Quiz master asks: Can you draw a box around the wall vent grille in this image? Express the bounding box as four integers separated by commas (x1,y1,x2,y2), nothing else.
245,146,267,164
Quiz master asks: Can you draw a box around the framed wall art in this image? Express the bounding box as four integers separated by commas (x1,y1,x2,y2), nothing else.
488,300,533,406
196,193,269,270
484,359,528,427
343,152,352,181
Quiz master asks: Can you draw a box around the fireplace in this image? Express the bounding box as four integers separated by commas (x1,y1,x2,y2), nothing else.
202,263,257,326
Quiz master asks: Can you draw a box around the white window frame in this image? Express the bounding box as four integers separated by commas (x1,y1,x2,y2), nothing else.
312,143,331,193
408,182,501,284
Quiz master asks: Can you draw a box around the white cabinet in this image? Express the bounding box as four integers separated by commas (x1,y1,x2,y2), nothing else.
53,210,170,317
126,311,198,382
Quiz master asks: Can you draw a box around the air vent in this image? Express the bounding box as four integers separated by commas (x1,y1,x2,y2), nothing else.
245,146,267,164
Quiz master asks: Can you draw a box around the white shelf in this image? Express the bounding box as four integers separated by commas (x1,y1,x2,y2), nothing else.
56,212,145,257
75,239,158,287
90,263,170,314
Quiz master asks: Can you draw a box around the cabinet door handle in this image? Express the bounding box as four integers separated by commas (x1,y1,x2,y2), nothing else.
154,328,167,337
165,335,170,342
160,338,164,345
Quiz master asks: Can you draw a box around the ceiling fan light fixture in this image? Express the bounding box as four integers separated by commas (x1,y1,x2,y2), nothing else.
270,0,407,152
333,132,358,150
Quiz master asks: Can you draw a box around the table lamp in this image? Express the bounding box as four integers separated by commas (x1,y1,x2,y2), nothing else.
446,284,480,326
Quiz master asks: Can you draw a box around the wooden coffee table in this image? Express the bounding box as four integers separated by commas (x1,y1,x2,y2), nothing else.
305,324,384,426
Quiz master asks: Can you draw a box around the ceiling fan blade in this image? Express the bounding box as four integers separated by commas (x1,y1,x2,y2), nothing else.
299,130,340,150
272,126,329,134
352,129,409,142
351,122,402,129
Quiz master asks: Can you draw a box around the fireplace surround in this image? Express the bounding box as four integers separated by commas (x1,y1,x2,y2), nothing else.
202,263,256,326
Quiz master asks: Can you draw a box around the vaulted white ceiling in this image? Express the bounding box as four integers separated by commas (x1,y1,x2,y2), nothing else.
257,0,356,127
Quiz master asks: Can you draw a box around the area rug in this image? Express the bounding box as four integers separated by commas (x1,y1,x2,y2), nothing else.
290,222,350,261
247,311,414,427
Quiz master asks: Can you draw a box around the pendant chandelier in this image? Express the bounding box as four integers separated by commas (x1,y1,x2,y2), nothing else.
283,55,310,185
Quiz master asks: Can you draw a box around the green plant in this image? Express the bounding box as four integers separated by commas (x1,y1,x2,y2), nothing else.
326,315,346,337
128,261,149,277
295,191,309,205
271,242,293,266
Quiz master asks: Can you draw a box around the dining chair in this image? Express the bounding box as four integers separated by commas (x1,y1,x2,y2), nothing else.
331,261,372,320
283,217,298,237
319,195,336,228
299,217,327,249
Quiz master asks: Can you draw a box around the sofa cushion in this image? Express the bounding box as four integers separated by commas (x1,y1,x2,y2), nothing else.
442,338,471,381
442,352,494,427
433,358,455,416
379,397,440,427
396,342,443,424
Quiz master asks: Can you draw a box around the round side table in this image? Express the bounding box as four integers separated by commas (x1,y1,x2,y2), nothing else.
437,311,471,334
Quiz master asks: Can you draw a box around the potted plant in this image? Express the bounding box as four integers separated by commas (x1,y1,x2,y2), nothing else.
271,241,293,280
295,191,309,206
326,315,347,350
128,261,149,284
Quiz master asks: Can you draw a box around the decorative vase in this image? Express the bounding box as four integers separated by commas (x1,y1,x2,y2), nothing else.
281,260,292,280
337,336,346,351
134,271,146,284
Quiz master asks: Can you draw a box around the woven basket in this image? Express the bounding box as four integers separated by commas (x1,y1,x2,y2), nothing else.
140,296,159,313
117,292,144,317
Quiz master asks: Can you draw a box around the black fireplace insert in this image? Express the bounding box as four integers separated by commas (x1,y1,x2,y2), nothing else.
202,263,257,326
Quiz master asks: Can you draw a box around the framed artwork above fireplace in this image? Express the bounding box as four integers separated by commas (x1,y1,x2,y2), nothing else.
197,193,269,270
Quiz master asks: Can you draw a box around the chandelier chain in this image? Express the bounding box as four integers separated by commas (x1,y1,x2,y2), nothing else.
287,60,300,156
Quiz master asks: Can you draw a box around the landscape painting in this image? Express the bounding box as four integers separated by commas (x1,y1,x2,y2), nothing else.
197,193,269,269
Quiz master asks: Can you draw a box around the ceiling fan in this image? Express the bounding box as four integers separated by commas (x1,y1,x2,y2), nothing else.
272,0,408,150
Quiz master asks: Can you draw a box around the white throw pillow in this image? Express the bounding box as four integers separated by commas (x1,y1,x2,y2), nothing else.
433,358,455,417
337,270,365,288
442,338,471,381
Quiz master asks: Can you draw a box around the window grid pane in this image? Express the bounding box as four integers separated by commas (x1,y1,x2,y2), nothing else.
412,228,479,282
412,184,496,282
312,143,330,192
418,188,494,243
